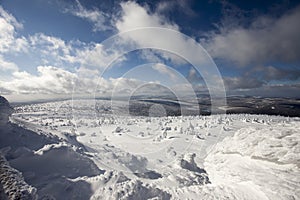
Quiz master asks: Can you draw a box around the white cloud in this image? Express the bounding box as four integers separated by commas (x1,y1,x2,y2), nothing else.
76,66,99,78
63,0,199,68
0,6,28,53
152,63,178,81
138,49,164,63
65,0,112,32
27,33,124,69
29,33,73,65
0,5,119,73
0,66,148,97
110,77,145,95
30,33,71,55
0,65,105,95
0,7,22,77
4,66,77,94
0,6,22,29
0,55,18,72
0,64,201,101
203,6,300,66
0,2,221,100
116,1,178,31
115,1,210,67
74,43,125,69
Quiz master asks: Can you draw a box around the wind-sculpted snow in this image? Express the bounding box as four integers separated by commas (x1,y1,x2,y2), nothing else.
1,99,298,199
0,97,105,199
93,179,172,200
0,122,104,200
212,125,300,166
204,120,300,200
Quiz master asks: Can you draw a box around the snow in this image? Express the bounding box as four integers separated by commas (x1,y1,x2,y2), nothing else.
204,122,300,200
0,97,299,199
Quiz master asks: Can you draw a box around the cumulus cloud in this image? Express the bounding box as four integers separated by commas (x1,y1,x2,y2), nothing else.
64,1,300,92
0,56,18,72
65,0,112,32
0,64,200,99
64,1,189,66
0,6,27,77
0,66,155,98
115,2,187,65
203,5,300,66
29,33,73,66
152,63,178,81
27,33,125,70
138,49,165,63
0,66,100,95
65,2,211,68
30,33,71,56
2,1,299,99
1,66,76,94
115,1,213,67
116,1,178,31
74,43,125,69
110,77,145,95
0,6,28,53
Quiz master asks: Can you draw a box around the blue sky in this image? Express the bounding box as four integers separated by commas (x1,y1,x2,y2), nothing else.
0,0,300,102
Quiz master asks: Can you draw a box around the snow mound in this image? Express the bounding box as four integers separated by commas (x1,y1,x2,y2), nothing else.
165,153,210,187
93,179,171,200
34,142,77,155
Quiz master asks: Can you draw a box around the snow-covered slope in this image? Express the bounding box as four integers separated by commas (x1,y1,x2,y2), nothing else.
0,98,299,199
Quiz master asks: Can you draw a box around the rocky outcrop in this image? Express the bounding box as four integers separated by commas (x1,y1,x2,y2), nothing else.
0,154,37,200
0,96,13,126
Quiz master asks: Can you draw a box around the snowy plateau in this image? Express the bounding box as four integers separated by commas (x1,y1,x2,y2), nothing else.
0,98,299,200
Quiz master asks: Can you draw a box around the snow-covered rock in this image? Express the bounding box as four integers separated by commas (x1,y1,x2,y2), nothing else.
0,96,13,126
0,154,37,200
